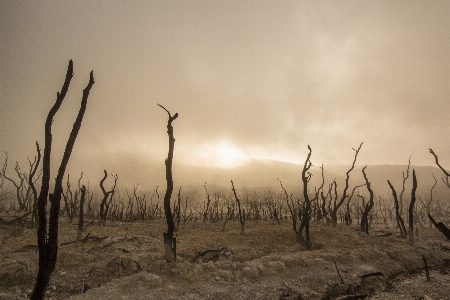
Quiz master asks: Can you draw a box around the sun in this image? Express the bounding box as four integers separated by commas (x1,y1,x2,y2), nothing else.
216,143,244,168
187,141,247,168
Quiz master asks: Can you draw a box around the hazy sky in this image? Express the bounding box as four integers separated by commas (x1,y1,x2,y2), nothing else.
1,0,450,184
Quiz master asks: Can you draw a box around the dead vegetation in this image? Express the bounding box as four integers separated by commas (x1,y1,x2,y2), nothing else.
1,217,450,299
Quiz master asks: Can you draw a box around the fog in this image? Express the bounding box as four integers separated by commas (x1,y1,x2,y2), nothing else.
1,1,450,189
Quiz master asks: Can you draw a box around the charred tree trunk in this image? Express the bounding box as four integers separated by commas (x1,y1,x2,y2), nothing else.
298,145,313,249
158,104,178,263
429,149,450,189
31,60,94,300
1,153,26,211
330,142,363,226
29,142,41,227
203,183,211,222
360,166,374,234
428,214,450,240
231,180,245,234
387,180,407,238
98,170,117,226
399,156,411,219
408,169,417,245
77,185,86,241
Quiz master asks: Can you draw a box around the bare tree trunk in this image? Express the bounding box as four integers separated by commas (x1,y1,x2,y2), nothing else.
298,145,314,249
399,156,411,218
429,148,450,189
29,142,41,227
360,166,374,234
330,143,363,226
77,185,86,241
98,170,117,226
428,214,450,240
408,169,417,245
387,180,407,238
31,61,94,300
1,153,26,210
231,180,245,234
158,104,178,263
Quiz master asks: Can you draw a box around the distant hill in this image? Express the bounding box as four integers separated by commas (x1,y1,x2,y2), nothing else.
67,154,450,199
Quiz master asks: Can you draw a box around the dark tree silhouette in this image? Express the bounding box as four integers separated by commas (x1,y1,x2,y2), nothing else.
428,148,450,239
387,180,407,238
1,153,26,210
399,156,411,217
429,148,450,189
298,145,315,249
77,185,87,241
330,142,363,226
231,180,245,234
29,142,42,227
31,60,94,300
408,169,417,245
158,103,178,263
99,170,118,226
360,166,374,234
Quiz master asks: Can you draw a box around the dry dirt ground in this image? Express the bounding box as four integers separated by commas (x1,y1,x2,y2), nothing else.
1,215,450,300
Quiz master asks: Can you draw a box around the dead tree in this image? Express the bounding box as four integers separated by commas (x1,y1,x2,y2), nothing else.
62,174,74,223
203,182,212,222
360,166,374,234
330,142,363,226
1,153,26,210
77,185,86,241
279,178,297,233
408,169,417,245
28,142,41,226
345,183,366,226
298,145,315,249
98,170,118,226
422,173,437,228
429,148,450,189
428,149,450,239
399,156,412,218
428,214,450,240
321,181,334,224
175,186,182,231
158,103,178,263
387,180,407,238
31,60,94,300
231,180,245,234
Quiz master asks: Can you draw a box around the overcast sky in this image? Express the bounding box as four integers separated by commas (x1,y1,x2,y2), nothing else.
1,0,450,184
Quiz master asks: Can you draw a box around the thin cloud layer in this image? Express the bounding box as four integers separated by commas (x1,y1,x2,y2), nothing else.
1,0,449,183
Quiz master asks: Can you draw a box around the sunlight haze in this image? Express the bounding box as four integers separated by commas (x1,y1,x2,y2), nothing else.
1,0,450,187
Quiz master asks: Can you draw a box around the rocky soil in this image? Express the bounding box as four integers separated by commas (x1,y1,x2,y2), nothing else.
1,215,450,300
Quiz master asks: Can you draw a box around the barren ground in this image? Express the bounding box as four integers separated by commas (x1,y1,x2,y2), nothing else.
1,215,450,300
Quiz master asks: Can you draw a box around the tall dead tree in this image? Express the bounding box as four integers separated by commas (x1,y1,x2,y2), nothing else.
31,60,94,300
330,142,363,226
360,166,374,234
345,183,366,226
1,153,26,210
428,148,450,239
387,180,407,238
423,173,437,228
399,156,412,217
77,185,86,241
298,145,314,249
231,180,246,234
429,148,450,189
158,103,178,263
408,169,417,245
98,170,118,226
29,142,42,226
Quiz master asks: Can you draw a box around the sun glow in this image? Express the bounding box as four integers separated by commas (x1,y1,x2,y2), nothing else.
188,141,248,168
216,142,245,168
